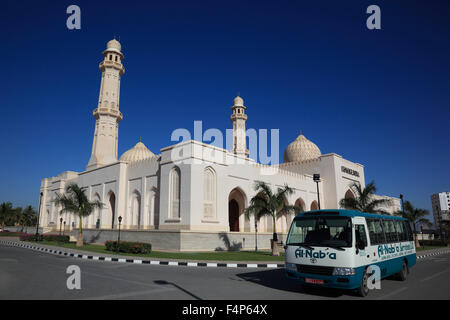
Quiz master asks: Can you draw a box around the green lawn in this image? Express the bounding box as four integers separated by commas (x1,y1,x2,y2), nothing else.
416,245,448,251
25,241,285,261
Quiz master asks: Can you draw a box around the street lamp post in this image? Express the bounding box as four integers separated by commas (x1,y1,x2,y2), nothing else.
63,221,66,236
254,220,258,252
400,194,404,213
117,216,122,254
35,192,43,241
313,174,321,210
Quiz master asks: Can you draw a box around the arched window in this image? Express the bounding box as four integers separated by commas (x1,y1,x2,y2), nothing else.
203,167,216,219
109,192,116,229
92,193,101,228
131,190,141,228
169,167,180,218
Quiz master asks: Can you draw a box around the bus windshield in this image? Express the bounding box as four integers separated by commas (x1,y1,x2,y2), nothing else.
286,216,353,248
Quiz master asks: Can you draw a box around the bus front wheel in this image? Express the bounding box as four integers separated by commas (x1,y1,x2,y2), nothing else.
356,268,369,297
397,260,408,281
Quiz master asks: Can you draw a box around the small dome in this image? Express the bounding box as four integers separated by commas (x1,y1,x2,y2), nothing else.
233,95,244,107
283,133,321,163
107,38,121,51
119,141,155,163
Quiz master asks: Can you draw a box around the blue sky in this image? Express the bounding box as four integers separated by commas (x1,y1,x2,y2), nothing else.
1,0,449,224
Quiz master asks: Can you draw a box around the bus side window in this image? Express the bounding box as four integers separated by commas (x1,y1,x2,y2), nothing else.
383,220,398,243
403,221,414,241
367,219,377,245
367,219,385,245
394,220,407,241
377,219,387,244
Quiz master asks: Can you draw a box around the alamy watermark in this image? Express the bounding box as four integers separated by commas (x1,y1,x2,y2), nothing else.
66,265,81,290
169,121,281,174
66,5,81,30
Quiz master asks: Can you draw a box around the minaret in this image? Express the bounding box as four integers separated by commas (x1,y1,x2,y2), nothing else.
87,38,125,170
230,95,249,157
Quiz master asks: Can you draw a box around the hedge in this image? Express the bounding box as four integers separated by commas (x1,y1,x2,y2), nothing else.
20,234,70,243
105,240,152,254
0,232,28,237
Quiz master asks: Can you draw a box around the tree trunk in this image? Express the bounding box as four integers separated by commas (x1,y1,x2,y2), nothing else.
413,224,421,248
76,216,83,247
271,215,279,256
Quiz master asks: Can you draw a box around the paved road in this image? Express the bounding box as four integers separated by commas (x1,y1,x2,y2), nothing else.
0,245,449,299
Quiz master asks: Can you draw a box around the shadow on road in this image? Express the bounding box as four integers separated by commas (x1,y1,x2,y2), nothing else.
154,280,202,300
236,268,363,298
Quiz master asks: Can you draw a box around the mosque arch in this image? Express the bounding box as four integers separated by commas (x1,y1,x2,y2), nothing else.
228,187,248,232
130,190,141,228
310,200,319,211
203,167,216,219
108,191,116,229
345,189,356,199
91,193,101,228
169,166,181,219
146,187,159,228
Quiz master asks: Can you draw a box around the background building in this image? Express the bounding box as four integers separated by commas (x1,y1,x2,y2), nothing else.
431,192,450,228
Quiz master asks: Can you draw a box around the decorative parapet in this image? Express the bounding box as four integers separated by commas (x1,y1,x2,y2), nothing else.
93,107,123,121
99,60,125,75
250,162,313,181
126,155,161,168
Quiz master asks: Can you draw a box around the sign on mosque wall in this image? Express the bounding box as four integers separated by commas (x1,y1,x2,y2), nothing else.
341,166,360,177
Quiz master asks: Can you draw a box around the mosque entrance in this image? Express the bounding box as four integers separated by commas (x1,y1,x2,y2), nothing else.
228,187,248,232
228,199,239,232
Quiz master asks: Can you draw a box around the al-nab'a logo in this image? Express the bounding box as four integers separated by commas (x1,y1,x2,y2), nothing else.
377,243,414,257
295,248,337,260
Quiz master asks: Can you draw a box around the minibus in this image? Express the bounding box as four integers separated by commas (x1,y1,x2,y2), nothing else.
284,209,416,296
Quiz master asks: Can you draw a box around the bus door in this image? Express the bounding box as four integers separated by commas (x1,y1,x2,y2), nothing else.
353,217,371,270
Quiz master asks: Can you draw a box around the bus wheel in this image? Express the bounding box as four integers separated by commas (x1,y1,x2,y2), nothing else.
356,269,369,297
397,261,408,281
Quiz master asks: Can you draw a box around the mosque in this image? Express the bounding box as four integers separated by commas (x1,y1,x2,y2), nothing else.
38,39,401,251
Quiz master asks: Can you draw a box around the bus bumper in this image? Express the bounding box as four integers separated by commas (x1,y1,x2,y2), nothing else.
285,269,363,290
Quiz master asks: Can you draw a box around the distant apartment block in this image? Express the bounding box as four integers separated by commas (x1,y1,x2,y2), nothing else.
431,192,450,227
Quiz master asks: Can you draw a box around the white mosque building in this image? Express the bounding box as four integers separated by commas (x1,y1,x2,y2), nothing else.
38,39,401,251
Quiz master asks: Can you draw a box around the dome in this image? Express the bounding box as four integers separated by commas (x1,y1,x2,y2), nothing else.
233,95,244,107
283,133,321,163
107,39,121,51
119,142,155,163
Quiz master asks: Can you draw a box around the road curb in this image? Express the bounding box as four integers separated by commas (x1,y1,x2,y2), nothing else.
416,250,450,259
2,240,448,268
0,240,284,269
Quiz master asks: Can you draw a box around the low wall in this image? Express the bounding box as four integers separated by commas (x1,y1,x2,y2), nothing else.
78,229,287,252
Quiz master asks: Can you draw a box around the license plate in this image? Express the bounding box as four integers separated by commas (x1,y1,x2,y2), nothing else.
305,278,324,285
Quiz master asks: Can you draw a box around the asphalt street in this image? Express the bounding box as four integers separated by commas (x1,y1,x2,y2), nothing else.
0,244,449,300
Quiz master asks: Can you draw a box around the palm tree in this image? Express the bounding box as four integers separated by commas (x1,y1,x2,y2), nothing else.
22,206,37,233
339,181,391,214
244,181,300,256
53,183,103,246
0,202,15,232
394,201,431,248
